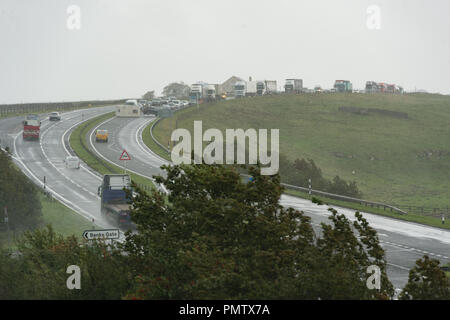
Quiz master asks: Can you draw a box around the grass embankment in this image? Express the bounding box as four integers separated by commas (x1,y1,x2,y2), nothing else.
144,93,450,229
152,93,450,209
69,112,156,192
40,193,96,237
145,112,443,226
142,119,171,161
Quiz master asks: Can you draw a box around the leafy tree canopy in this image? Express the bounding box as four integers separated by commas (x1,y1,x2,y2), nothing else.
400,255,450,300
0,150,42,233
123,163,393,299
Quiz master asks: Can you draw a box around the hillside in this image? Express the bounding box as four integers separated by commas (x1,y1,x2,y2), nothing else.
154,93,450,209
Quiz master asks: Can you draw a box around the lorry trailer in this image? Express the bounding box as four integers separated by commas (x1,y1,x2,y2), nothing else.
22,114,41,140
334,80,353,93
189,83,203,105
234,81,247,97
98,174,135,230
284,79,303,93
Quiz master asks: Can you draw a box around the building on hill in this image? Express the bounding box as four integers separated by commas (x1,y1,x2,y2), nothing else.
219,76,243,96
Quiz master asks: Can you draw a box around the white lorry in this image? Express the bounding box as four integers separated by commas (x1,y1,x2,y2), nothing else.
256,80,277,95
204,84,217,102
234,81,247,98
189,83,203,104
265,80,277,94
246,81,257,97
284,79,303,93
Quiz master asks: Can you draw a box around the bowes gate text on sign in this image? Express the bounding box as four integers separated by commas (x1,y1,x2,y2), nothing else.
82,229,120,240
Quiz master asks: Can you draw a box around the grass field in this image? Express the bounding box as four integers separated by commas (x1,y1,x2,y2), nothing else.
40,193,96,237
69,112,156,193
142,119,171,161
153,93,450,209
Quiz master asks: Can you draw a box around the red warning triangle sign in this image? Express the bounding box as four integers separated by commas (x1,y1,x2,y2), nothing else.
120,150,131,161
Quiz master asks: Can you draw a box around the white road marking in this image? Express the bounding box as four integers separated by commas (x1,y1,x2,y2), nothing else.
61,113,103,181
379,240,449,259
387,263,410,271
39,115,99,199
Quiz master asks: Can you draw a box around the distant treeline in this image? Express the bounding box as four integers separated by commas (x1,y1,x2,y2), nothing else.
0,99,127,115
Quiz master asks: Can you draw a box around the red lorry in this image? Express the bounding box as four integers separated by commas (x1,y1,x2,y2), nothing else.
23,114,41,140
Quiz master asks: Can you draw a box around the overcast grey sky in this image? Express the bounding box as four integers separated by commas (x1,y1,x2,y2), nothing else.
0,0,449,103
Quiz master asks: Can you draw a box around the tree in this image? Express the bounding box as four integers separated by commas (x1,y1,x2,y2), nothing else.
142,91,155,100
278,154,362,197
0,225,133,299
400,255,450,300
0,150,42,233
122,163,393,299
162,82,190,98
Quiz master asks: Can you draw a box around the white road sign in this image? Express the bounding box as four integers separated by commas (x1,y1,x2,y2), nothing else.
82,229,120,240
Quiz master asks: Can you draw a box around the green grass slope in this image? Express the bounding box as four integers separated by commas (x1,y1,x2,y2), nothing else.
154,93,450,209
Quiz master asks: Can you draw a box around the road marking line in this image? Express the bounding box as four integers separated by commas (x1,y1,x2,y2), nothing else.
135,117,170,164
61,112,104,181
387,262,410,271
40,117,99,199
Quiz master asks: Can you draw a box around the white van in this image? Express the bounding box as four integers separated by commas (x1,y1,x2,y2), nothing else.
65,156,81,169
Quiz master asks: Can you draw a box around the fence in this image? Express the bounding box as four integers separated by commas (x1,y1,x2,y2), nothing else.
391,205,449,218
135,183,154,193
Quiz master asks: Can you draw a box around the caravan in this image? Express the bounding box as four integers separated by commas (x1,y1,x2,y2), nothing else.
116,100,141,117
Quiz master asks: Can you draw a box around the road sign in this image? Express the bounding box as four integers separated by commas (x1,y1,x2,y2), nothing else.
82,229,120,240
120,150,131,161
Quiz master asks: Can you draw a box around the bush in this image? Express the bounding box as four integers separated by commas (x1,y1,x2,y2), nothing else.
279,154,362,198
